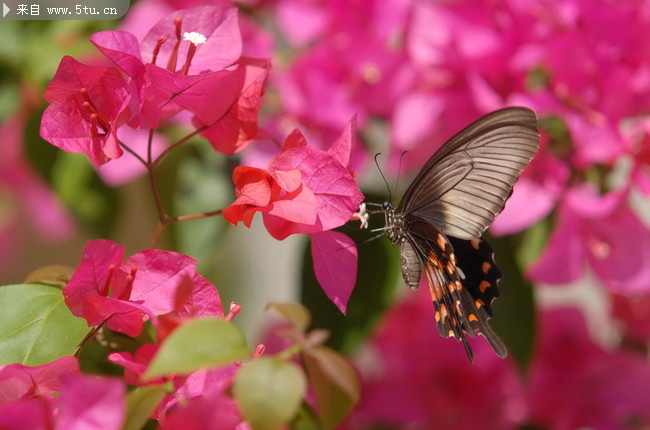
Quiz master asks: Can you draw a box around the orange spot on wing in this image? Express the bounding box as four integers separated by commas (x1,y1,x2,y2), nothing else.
440,304,449,321
479,280,492,293
482,261,492,273
469,314,479,322
475,299,485,309
470,238,481,249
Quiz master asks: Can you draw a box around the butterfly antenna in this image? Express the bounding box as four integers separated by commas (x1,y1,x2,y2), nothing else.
394,150,408,197
374,153,392,202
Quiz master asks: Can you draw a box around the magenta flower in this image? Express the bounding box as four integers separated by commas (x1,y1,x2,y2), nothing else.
40,56,135,167
345,290,526,429
0,356,80,402
224,119,364,239
527,185,650,294
194,57,270,155
224,119,362,312
57,374,125,430
109,343,241,421
63,239,223,337
89,6,251,133
0,356,80,429
527,308,650,429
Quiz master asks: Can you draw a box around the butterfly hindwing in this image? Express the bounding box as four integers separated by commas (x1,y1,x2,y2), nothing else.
405,215,507,361
448,236,507,358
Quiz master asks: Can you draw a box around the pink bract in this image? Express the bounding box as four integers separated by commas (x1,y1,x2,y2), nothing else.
64,239,223,337
40,56,135,167
528,185,650,294
528,308,650,429
89,6,256,132
310,231,358,314
224,119,364,240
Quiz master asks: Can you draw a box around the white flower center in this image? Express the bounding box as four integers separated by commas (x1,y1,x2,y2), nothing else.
183,32,207,45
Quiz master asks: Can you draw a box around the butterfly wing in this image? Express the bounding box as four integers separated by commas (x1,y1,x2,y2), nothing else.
398,107,540,240
406,215,507,362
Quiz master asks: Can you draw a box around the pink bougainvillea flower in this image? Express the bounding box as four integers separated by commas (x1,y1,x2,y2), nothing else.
160,390,243,430
224,119,364,240
64,239,223,337
0,356,80,429
89,5,250,131
57,374,125,430
0,356,80,402
527,308,650,429
345,289,525,429
528,185,650,294
109,343,240,421
491,141,570,236
40,56,135,167
194,57,270,155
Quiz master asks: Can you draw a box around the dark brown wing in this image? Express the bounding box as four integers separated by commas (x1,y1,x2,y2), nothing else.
397,107,539,240
405,215,507,361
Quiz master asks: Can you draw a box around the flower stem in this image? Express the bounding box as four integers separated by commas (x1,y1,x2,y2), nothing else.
119,141,147,166
74,324,104,357
152,126,207,169
148,208,225,248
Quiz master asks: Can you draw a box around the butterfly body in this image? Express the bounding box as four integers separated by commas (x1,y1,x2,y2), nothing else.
382,107,540,362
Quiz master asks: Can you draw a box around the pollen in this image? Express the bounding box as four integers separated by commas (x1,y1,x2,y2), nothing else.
183,31,207,45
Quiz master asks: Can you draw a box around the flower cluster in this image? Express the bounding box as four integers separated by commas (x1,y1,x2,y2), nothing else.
345,292,650,429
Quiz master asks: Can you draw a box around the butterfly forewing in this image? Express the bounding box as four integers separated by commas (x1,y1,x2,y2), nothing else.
397,107,539,240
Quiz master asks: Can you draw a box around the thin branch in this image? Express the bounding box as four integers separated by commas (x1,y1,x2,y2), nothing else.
152,125,207,168
118,141,147,166
147,164,167,222
148,208,225,249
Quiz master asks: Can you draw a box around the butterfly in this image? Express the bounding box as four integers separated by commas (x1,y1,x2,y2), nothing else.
373,107,540,362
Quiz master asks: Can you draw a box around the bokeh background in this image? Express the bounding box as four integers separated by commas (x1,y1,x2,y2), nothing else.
3,0,650,428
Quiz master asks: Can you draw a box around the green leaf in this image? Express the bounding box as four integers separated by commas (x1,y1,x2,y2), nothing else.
266,302,311,332
144,317,249,380
302,346,360,430
123,385,169,430
234,357,307,430
0,284,89,366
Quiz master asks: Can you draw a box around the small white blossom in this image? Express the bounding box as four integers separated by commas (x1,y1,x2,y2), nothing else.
183,32,207,45
357,203,369,229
